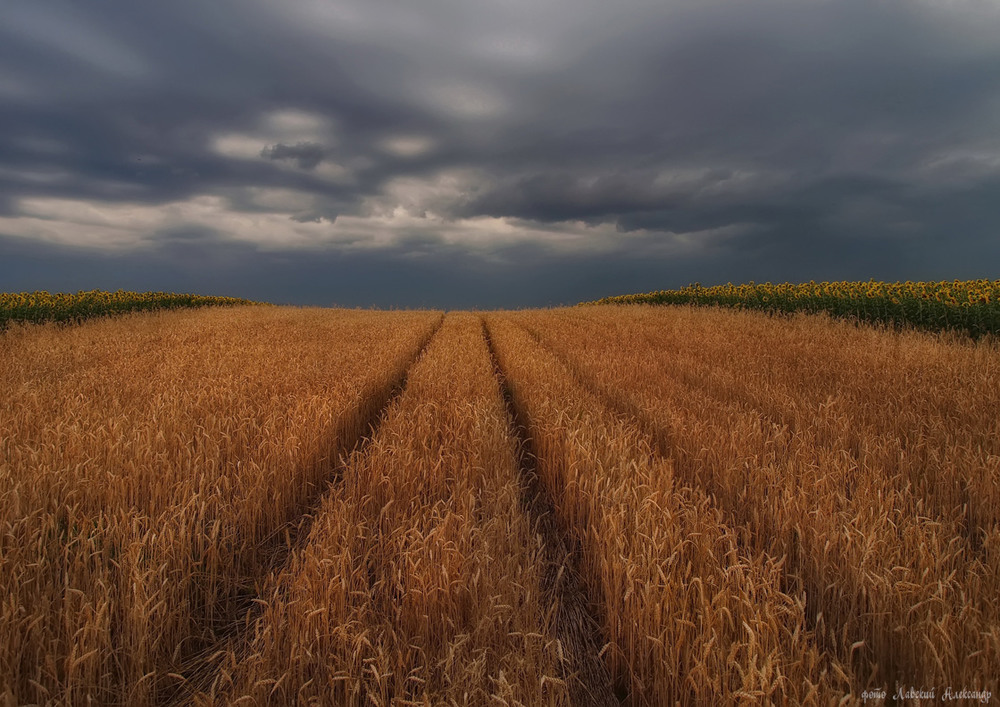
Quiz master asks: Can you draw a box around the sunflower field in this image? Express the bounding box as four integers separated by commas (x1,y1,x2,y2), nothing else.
0,289,263,327
586,279,1000,337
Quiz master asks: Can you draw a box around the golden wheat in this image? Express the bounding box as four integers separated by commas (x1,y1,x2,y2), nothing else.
202,313,569,705
0,307,439,704
3,303,996,705
508,305,1000,692
485,315,853,704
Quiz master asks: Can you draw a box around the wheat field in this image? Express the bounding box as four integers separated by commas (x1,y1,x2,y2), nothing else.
1,306,997,705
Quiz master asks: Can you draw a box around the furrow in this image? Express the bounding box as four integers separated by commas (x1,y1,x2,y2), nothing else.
482,320,623,707
0,308,444,706
523,310,999,549
186,313,570,705
484,314,851,704
512,307,1000,690
159,314,444,705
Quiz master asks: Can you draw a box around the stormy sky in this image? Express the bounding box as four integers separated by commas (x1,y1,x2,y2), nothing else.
2,0,999,307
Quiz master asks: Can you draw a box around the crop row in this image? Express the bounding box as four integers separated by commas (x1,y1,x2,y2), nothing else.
197,314,572,705
512,305,999,693
486,315,850,703
3,306,997,703
0,307,439,704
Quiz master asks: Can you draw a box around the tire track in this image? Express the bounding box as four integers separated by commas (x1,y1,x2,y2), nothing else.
508,315,956,690
520,315,997,554
514,319,674,461
482,319,624,707
159,315,444,706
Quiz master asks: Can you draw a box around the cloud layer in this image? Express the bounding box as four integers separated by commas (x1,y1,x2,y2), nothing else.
2,0,1000,305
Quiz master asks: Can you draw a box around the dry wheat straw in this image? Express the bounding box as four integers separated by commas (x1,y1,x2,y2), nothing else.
512,305,1000,692
0,307,438,705
205,314,569,706
486,315,850,704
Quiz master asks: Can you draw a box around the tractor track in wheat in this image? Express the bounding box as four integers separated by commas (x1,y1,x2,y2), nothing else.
160,316,444,706
482,319,625,707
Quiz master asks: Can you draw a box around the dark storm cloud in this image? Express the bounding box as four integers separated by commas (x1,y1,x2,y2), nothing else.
2,0,1000,305
260,142,328,170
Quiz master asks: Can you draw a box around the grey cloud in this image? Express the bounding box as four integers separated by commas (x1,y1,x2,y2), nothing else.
289,213,333,224
4,226,995,309
260,142,327,170
2,0,1000,305
455,170,744,226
